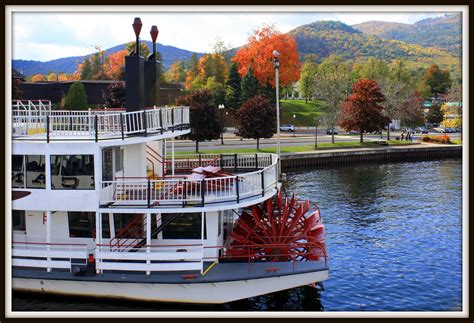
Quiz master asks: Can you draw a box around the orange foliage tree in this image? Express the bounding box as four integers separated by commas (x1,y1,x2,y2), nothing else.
31,74,47,82
103,50,128,80
232,24,300,88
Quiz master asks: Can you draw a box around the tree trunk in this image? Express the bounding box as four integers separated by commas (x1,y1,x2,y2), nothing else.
360,132,363,143
387,123,391,141
331,132,335,144
195,140,199,153
257,138,260,150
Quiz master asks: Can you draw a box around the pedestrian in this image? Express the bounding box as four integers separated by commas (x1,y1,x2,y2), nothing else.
409,131,414,142
401,131,405,141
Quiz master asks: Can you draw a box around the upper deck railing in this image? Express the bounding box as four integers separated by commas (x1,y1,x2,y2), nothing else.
12,100,190,142
100,153,278,209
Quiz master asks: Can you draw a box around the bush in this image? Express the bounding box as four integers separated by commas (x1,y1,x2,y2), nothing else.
420,135,451,144
63,81,88,110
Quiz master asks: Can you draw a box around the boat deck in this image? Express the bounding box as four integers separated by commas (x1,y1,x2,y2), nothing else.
13,260,328,284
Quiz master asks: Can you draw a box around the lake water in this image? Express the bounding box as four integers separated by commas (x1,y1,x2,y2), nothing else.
12,158,463,312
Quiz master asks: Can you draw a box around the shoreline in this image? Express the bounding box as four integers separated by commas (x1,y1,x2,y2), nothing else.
280,144,462,171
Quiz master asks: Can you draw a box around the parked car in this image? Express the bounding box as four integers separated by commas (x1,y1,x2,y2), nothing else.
349,130,360,135
326,127,338,135
444,127,456,133
414,127,429,134
280,124,295,132
433,127,446,133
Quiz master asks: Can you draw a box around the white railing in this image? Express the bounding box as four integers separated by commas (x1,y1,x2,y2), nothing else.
165,153,274,175
11,105,190,140
95,244,203,273
12,100,52,114
100,154,278,208
12,242,88,271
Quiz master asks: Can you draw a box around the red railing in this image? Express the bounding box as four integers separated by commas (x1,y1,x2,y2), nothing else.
109,214,145,252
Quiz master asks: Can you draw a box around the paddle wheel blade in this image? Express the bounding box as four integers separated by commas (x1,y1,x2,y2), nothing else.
226,191,327,263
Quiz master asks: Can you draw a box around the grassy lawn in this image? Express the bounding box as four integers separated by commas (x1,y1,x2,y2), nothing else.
173,140,416,155
451,139,462,144
280,100,326,126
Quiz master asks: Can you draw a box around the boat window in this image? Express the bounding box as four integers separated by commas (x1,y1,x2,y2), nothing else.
102,149,113,183
51,155,95,190
162,213,206,240
25,155,46,189
12,210,26,231
68,212,95,238
12,155,24,188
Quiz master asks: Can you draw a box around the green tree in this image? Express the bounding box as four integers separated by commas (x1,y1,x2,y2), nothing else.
240,68,260,103
426,103,444,125
176,89,223,152
63,81,88,110
299,60,318,103
236,95,276,149
224,62,242,109
126,41,150,58
423,64,451,98
80,59,92,80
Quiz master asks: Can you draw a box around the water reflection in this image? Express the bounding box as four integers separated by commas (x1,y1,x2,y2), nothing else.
228,285,324,311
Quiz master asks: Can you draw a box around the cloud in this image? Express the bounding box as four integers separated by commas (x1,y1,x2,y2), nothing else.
11,11,455,61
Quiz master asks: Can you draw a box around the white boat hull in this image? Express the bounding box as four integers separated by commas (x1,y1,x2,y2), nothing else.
13,270,328,304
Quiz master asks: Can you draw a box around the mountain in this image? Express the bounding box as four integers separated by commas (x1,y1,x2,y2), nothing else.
353,14,462,56
288,20,459,70
13,41,204,77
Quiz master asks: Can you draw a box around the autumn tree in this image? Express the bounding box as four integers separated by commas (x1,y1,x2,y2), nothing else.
63,81,88,110
398,92,425,127
31,74,47,82
380,60,414,139
103,50,128,80
102,82,126,108
339,79,389,143
313,55,352,143
165,60,186,83
224,62,242,109
232,24,300,88
176,89,223,152
47,73,59,82
423,64,451,99
235,95,276,149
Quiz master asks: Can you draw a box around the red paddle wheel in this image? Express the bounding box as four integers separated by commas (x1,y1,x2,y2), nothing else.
226,190,327,262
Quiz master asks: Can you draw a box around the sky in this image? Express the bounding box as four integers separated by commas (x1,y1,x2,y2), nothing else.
11,9,457,62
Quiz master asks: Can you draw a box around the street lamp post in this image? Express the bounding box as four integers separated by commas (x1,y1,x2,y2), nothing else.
292,114,296,137
218,104,225,145
315,117,321,148
273,50,281,177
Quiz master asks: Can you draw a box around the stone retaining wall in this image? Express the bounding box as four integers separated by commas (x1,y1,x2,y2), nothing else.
281,145,462,171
